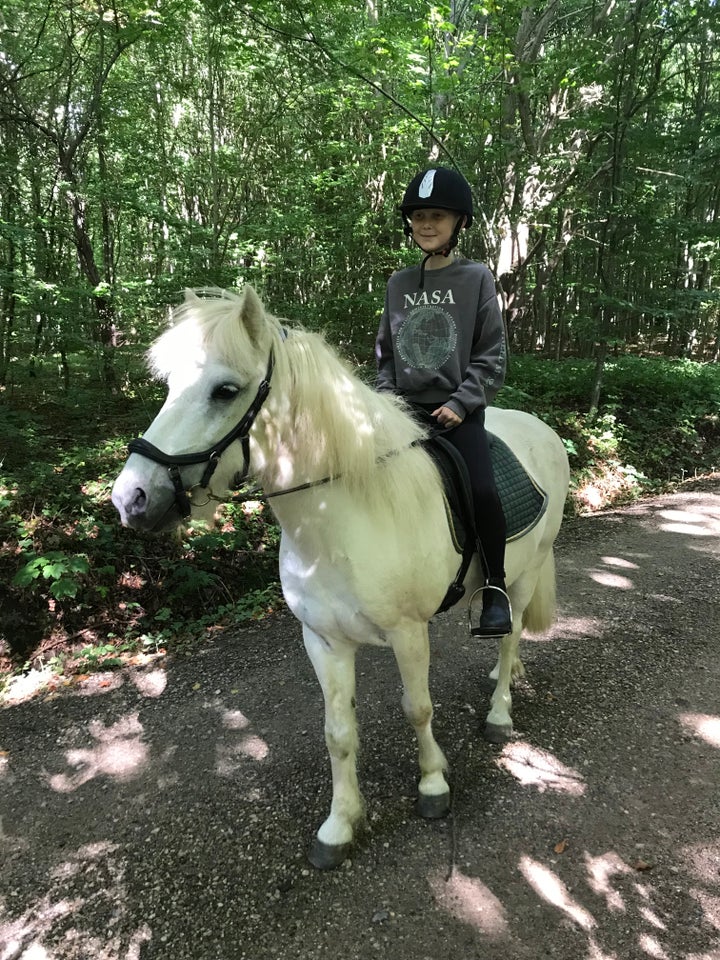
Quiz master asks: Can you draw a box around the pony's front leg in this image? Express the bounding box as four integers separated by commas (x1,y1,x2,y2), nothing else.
302,625,365,869
485,624,524,742
391,622,450,818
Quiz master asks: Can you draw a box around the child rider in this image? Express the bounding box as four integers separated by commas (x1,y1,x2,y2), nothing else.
375,166,511,636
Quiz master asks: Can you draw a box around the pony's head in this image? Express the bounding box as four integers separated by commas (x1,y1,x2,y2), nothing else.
112,285,284,531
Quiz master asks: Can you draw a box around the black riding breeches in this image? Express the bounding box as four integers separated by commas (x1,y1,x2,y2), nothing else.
413,403,507,580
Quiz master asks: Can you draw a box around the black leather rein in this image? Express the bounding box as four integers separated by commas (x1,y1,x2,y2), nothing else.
126,350,275,519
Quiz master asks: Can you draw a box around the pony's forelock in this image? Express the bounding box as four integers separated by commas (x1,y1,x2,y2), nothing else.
148,287,285,382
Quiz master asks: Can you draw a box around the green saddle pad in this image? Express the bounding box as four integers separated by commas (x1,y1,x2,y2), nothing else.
489,432,548,542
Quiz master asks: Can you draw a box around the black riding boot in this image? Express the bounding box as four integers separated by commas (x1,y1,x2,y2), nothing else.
475,578,512,637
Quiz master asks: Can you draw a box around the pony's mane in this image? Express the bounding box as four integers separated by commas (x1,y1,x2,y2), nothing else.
280,329,427,487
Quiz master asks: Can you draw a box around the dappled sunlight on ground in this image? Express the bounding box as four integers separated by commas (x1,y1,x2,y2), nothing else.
48,712,148,793
1,656,168,708
221,707,252,730
585,850,633,911
589,569,635,589
637,932,670,958
215,733,269,773
130,668,167,698
542,614,602,641
601,556,640,570
0,841,152,959
590,555,639,589
428,869,508,936
690,889,720,933
211,702,270,776
516,851,693,959
684,840,720,885
678,712,720,748
0,895,83,960
638,903,667,931
520,855,596,930
585,942,618,960
431,837,719,958
584,554,642,590
657,507,720,538
69,673,126,697
496,741,586,795
1,667,57,706
658,522,718,538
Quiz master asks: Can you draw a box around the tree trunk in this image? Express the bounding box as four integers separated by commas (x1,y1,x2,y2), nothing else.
589,339,608,417
59,152,117,388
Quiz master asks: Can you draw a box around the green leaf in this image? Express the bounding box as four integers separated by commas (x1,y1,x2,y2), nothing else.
49,578,80,599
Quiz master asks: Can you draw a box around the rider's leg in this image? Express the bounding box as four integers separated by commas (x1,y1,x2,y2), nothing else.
441,408,511,636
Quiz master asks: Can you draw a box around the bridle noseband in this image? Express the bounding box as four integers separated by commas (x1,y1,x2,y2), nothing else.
126,350,275,519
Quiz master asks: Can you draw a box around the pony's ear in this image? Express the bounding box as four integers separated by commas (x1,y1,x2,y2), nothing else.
183,288,202,303
239,285,267,345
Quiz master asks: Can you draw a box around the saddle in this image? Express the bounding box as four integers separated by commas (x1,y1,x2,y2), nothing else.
424,432,549,614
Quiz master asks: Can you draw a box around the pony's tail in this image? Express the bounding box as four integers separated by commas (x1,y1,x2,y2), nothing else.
521,549,557,634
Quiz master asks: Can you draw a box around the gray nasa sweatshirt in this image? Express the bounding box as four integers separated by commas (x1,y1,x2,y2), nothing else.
375,258,506,418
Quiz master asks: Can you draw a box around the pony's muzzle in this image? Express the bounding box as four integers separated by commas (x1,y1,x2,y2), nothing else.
111,469,181,532
111,477,148,526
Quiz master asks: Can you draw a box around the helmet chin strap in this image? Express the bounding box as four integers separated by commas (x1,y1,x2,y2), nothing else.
408,215,464,289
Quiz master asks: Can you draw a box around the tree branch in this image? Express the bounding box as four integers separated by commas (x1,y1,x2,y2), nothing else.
241,7,462,172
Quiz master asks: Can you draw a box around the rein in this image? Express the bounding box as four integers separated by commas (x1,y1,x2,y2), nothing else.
188,442,426,511
190,473,336,510
126,350,275,519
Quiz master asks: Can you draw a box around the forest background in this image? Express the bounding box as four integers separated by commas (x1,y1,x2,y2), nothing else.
1,0,719,681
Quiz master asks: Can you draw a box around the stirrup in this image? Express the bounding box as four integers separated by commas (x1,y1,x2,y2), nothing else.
468,584,513,639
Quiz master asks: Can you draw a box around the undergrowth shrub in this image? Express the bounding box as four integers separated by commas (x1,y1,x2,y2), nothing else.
499,356,720,509
0,395,281,675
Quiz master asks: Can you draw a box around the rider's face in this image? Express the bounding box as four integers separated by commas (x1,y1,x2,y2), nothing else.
410,208,463,252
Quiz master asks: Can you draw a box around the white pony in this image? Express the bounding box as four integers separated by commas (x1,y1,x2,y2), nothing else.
112,286,569,868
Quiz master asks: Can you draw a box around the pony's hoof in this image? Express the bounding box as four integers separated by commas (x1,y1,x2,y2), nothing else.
307,838,352,870
484,721,512,743
416,791,450,819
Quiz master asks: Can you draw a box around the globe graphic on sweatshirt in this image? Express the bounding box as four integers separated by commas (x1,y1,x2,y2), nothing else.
396,306,457,370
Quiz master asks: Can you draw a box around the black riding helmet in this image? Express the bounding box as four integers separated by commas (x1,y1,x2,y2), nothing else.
399,166,474,228
399,166,474,287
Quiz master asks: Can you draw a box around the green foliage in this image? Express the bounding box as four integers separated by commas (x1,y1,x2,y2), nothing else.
12,551,90,600
1,0,718,381
499,355,720,508
73,643,126,673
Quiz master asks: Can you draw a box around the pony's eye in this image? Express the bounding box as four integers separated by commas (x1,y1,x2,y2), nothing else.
211,383,241,402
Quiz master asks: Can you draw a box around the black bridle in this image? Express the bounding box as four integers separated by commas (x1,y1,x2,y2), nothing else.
126,350,275,519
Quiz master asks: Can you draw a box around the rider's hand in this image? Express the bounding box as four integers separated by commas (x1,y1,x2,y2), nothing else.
432,405,463,428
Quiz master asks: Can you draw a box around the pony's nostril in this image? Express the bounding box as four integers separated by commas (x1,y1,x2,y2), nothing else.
130,488,147,514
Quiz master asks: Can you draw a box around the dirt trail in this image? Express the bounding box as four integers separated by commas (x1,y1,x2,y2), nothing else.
1,483,719,960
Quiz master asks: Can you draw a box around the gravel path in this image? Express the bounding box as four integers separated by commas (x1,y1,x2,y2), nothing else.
1,483,719,960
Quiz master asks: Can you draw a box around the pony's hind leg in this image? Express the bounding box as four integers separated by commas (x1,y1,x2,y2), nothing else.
484,624,523,742
485,554,556,742
391,621,450,818
302,625,365,869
